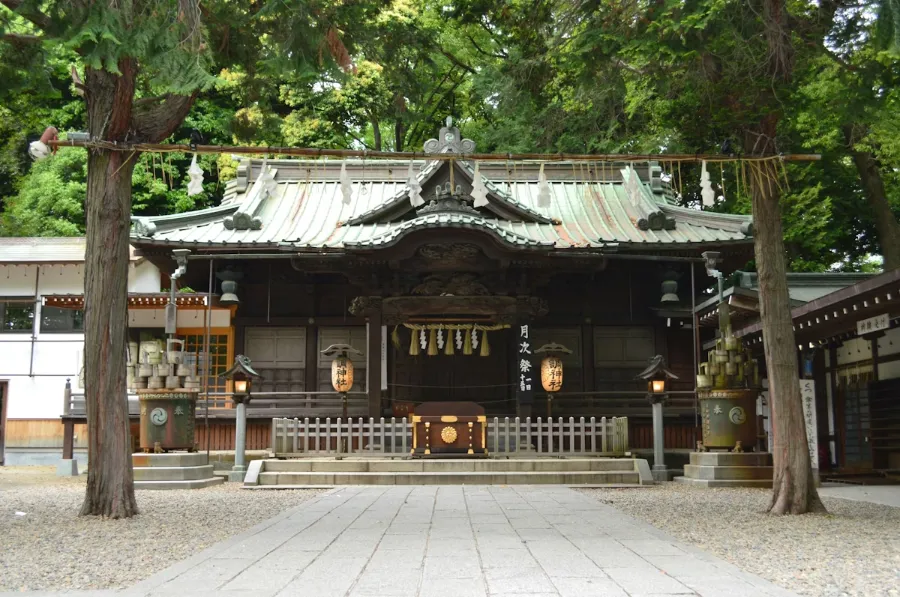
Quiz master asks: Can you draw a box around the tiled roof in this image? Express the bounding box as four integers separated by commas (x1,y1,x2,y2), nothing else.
0,237,142,263
130,158,753,252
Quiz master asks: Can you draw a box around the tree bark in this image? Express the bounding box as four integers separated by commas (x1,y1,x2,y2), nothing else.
369,111,382,151
843,125,900,271
748,158,825,515
80,64,139,519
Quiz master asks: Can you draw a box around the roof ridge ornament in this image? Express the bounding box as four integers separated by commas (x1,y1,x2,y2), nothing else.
417,182,479,216
225,162,276,230
424,116,476,154
623,165,675,231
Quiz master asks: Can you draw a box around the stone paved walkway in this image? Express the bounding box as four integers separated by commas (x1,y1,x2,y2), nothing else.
108,486,799,597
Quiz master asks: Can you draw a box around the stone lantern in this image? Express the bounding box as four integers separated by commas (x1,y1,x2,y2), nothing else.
220,355,261,481
636,355,679,482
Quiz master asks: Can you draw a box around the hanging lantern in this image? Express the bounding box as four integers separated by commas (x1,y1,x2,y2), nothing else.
321,343,362,393
540,356,563,392
535,342,573,393
331,355,354,392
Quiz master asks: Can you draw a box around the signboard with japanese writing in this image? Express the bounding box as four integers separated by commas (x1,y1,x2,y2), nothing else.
380,325,388,391
516,323,534,405
800,379,819,470
857,313,889,336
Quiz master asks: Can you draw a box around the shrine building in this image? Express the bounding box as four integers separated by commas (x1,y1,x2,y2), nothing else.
121,119,754,452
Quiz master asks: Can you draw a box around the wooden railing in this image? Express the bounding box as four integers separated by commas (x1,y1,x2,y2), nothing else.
271,416,629,457
64,388,367,419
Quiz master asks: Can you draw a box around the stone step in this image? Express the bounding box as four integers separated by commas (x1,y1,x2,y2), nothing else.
133,464,218,482
132,452,209,468
689,452,772,467
262,458,636,474
683,464,773,481
673,476,772,488
257,470,640,486
134,477,225,490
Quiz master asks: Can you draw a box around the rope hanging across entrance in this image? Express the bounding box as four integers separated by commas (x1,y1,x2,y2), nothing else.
393,323,511,357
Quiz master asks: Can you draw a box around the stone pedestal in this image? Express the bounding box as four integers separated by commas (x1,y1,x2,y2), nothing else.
674,452,773,488
132,452,224,490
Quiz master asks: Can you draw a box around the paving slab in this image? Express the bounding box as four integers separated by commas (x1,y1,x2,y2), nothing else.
11,484,805,597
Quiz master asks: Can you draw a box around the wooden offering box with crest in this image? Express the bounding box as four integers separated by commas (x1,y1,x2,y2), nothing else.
412,401,487,457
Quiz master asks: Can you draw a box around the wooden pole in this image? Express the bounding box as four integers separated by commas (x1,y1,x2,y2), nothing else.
48,139,822,164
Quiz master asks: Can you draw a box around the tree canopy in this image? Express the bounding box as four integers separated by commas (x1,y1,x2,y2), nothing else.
2,0,899,273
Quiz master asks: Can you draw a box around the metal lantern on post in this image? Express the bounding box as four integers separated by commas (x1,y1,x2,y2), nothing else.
636,355,679,482
535,343,572,418
219,355,261,482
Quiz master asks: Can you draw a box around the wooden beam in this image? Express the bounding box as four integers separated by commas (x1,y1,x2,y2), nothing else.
49,138,822,164
305,326,318,393
367,312,383,418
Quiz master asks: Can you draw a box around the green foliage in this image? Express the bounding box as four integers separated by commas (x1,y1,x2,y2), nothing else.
2,0,900,275
1,147,85,236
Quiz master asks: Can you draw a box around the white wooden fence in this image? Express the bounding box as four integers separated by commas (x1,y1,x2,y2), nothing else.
271,416,629,456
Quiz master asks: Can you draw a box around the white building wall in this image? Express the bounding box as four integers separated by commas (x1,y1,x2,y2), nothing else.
1,260,164,420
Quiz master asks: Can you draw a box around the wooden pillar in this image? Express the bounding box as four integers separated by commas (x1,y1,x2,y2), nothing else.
367,310,383,418
869,333,881,382
62,418,75,460
581,323,595,393
305,325,318,392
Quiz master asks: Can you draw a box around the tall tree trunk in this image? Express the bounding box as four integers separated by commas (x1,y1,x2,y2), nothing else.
370,112,382,151
750,0,825,515
80,64,139,519
843,125,900,271
748,157,825,515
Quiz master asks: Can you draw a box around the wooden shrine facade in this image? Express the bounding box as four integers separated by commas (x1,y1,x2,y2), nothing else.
128,119,755,449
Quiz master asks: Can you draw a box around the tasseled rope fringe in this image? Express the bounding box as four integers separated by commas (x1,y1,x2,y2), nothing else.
463,329,473,355
445,330,455,355
480,330,490,357
409,327,420,356
391,325,401,350
427,328,438,356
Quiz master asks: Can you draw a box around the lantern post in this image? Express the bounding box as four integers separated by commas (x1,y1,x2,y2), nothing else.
636,355,679,482
321,343,362,453
220,355,261,482
535,343,572,419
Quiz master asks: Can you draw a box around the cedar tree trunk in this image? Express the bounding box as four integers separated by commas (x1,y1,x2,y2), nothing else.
79,62,195,518
843,126,900,271
749,157,825,515
81,64,139,518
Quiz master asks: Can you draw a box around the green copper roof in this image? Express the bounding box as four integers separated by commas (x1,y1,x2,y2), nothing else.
131,157,753,252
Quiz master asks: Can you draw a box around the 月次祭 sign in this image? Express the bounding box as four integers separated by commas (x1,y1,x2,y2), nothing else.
517,323,534,405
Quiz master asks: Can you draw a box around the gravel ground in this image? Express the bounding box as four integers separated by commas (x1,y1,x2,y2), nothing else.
0,466,324,591
581,484,900,597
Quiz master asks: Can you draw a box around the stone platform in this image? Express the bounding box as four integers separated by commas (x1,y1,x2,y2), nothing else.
245,457,649,487
132,452,225,490
674,452,773,488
